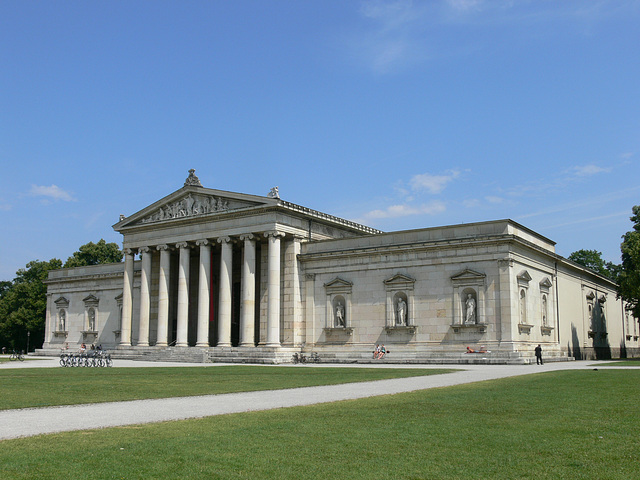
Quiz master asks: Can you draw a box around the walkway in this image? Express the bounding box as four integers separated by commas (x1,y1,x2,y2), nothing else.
0,357,633,441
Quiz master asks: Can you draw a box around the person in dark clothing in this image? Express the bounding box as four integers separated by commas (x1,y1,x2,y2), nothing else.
535,344,543,365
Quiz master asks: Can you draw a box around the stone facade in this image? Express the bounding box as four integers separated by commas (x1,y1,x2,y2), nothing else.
41,171,639,363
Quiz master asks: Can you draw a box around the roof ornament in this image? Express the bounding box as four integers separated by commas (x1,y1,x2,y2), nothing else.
184,169,203,187
267,186,280,199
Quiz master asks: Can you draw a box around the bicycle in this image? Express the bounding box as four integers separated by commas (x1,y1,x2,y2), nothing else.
292,352,306,364
9,350,24,362
308,352,320,363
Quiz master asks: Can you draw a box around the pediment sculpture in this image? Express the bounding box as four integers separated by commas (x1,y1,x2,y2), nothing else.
139,193,230,224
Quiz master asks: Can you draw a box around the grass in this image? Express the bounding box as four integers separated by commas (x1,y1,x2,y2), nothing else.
0,369,638,479
593,359,640,366
0,365,454,410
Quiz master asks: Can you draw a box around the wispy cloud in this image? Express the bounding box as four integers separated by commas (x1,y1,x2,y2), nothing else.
29,184,75,202
569,164,611,177
349,0,636,73
409,170,461,194
361,201,447,221
358,168,461,222
351,0,430,73
446,0,483,13
519,185,640,220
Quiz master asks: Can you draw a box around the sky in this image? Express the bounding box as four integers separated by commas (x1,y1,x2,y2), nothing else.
1,0,639,280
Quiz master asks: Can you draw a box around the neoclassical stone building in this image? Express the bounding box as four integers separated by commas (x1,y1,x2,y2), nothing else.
41,170,638,363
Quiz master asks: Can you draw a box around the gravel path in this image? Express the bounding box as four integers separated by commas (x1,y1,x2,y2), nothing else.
0,358,631,441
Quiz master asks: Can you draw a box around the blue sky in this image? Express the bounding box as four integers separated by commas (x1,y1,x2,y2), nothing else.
1,0,639,280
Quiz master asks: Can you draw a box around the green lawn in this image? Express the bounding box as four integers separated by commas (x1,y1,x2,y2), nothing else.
1,369,638,479
593,359,640,366
0,365,454,410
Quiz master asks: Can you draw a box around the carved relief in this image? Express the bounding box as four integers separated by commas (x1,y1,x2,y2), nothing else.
139,193,230,224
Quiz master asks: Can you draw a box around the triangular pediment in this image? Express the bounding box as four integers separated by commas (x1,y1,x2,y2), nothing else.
324,277,353,289
384,273,415,285
539,277,553,289
113,186,279,230
451,269,486,281
451,269,486,287
54,296,69,308
83,294,99,307
517,270,532,282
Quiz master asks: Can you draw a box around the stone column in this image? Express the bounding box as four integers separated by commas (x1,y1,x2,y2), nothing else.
284,236,303,346
196,239,211,347
120,248,135,346
265,231,284,347
239,234,256,347
156,245,171,347
217,236,233,347
137,246,152,347
175,242,190,347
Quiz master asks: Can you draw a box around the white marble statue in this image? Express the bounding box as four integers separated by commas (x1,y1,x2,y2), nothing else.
335,301,345,327
396,298,407,325
465,294,476,324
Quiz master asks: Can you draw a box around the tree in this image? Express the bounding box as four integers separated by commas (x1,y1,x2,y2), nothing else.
618,206,640,319
0,259,62,352
64,239,122,268
568,249,619,281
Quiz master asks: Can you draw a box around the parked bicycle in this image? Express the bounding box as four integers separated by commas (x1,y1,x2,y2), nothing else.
292,352,307,364
59,350,112,367
9,350,24,361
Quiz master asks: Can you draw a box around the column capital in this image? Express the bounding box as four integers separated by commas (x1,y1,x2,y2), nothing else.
239,233,255,242
138,246,151,254
156,244,171,252
175,241,189,249
217,236,232,244
124,248,136,256
264,230,285,239
195,239,210,247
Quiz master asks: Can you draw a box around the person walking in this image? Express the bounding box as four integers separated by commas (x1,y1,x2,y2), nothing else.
535,344,543,365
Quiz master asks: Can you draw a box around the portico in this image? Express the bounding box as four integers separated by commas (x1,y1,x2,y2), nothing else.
110,170,376,355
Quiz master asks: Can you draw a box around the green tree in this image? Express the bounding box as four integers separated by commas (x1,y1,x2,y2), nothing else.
568,249,619,281
64,239,122,268
618,206,640,319
0,259,62,352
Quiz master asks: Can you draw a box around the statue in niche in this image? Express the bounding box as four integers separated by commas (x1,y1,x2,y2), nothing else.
396,298,407,326
88,308,96,331
59,310,66,331
335,301,345,327
465,294,476,324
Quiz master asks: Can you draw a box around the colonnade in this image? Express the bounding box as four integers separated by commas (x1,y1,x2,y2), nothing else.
119,231,286,348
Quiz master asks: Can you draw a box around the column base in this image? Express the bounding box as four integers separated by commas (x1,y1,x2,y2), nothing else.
217,342,232,348
195,342,210,347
